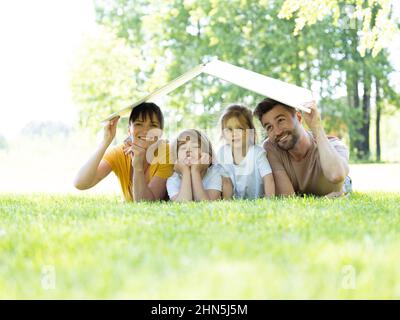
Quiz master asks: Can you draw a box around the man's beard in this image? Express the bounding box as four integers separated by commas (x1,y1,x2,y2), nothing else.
275,127,300,151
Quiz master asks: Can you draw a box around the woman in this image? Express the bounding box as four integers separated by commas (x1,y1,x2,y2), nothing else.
74,102,174,201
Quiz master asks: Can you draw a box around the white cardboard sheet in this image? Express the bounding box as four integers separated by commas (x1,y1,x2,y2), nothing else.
103,59,312,122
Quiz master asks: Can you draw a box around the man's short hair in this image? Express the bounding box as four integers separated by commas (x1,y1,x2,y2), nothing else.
253,98,296,123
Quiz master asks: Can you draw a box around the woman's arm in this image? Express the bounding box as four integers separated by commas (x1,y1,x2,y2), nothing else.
263,173,275,198
73,117,119,189
74,147,112,190
132,168,168,201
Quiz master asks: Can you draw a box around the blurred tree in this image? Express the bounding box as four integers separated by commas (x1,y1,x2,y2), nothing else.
94,0,322,130
74,0,400,160
279,0,400,160
279,0,398,57
70,26,147,130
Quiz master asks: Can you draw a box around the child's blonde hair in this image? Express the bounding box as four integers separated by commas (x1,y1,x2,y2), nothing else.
219,104,256,144
170,129,216,165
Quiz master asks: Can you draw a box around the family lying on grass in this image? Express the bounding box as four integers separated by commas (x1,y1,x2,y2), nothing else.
74,98,351,201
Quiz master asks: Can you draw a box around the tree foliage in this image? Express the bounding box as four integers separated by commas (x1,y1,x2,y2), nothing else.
70,26,146,129
71,0,400,159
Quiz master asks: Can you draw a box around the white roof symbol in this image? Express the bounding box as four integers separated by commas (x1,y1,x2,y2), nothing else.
103,58,313,122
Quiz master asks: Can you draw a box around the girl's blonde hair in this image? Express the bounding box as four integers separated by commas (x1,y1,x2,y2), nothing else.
219,104,256,144
170,129,216,165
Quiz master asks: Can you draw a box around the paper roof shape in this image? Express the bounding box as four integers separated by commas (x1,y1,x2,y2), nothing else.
103,59,313,122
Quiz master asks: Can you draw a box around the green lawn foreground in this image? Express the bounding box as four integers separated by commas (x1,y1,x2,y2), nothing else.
0,192,399,299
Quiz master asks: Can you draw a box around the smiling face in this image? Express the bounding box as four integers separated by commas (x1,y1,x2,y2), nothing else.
261,104,301,151
128,112,162,149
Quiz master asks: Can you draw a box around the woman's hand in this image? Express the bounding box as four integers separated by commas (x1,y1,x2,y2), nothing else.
123,136,133,154
123,137,147,169
103,116,120,145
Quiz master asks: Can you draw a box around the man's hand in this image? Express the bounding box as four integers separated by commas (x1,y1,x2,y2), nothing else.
302,101,322,133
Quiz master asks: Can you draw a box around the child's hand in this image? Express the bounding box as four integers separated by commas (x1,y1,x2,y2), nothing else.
190,156,208,172
174,161,191,174
199,153,211,166
191,164,207,173
191,153,211,173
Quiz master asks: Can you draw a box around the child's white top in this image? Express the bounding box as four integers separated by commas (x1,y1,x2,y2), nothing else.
166,164,223,199
216,144,272,199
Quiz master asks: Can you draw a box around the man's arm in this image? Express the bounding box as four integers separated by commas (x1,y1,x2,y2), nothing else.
314,127,349,183
303,101,349,184
271,170,295,196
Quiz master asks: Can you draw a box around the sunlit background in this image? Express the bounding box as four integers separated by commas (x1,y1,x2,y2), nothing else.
0,0,399,196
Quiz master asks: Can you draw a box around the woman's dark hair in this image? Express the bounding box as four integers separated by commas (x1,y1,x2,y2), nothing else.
128,102,164,129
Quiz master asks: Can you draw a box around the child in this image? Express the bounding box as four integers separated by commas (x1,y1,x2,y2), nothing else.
167,129,222,201
217,105,275,199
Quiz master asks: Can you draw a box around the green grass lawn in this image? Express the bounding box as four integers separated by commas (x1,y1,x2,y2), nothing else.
1,192,399,299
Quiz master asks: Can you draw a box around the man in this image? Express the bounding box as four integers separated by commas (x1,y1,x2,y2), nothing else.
254,98,351,197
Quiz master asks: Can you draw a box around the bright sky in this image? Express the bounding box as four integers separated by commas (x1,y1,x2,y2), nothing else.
0,0,399,140
0,0,96,139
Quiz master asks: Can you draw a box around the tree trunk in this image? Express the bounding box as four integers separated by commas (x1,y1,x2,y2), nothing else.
375,77,381,162
294,35,302,86
346,22,363,158
358,65,371,160
351,74,361,154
